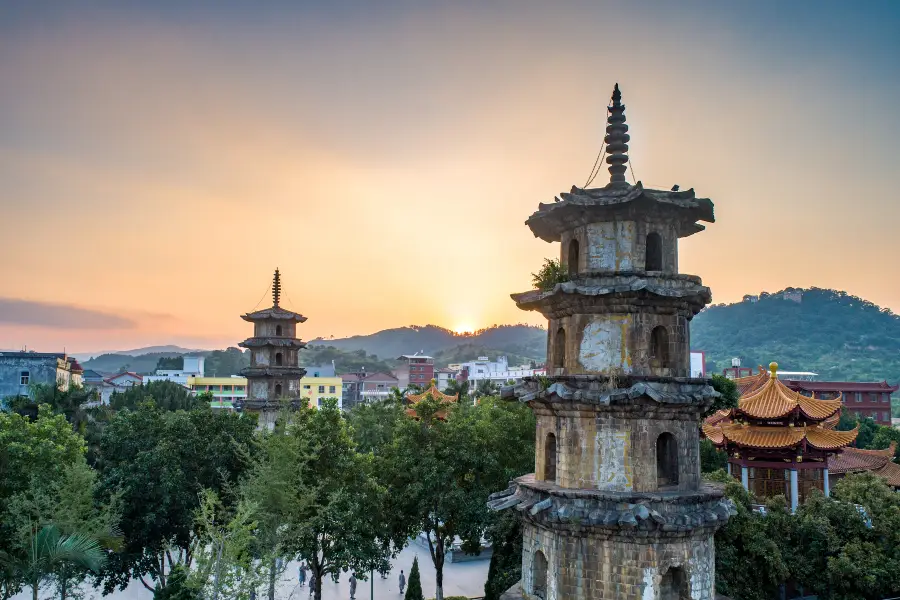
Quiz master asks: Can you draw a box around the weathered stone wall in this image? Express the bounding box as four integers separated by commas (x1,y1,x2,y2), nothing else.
253,320,296,338
0,356,63,399
548,312,691,378
534,407,701,493
250,348,299,368
521,522,715,600
560,218,679,275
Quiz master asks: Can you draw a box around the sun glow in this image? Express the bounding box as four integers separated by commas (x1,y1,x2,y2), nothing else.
453,323,475,335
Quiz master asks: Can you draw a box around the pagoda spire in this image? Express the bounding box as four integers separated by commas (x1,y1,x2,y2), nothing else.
272,268,281,307
604,83,630,186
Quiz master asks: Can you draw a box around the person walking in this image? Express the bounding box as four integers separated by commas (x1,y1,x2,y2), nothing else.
309,576,316,597
299,563,307,586
398,570,406,595
349,573,357,600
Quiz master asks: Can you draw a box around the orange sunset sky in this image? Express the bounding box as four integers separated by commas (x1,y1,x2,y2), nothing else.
1,1,898,353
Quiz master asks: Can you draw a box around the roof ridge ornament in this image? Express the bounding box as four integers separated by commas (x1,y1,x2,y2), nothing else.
605,83,630,187
273,268,281,307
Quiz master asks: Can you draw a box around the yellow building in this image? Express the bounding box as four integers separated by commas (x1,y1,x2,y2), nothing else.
299,373,343,409
187,373,341,410
189,376,248,410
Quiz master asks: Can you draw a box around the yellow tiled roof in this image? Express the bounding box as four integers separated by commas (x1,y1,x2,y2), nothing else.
738,363,842,421
703,422,859,451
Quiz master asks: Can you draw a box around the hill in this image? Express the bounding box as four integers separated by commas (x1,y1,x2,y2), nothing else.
308,324,546,362
692,288,900,386
81,351,188,375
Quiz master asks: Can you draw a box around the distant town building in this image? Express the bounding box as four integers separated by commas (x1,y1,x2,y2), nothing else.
144,355,206,386
742,294,759,303
236,269,308,427
784,380,898,426
342,371,398,408
781,288,803,303
453,356,544,390
829,443,900,490
398,353,434,388
0,352,81,400
299,365,343,410
190,376,247,409
435,367,459,390
725,363,897,426
86,371,143,404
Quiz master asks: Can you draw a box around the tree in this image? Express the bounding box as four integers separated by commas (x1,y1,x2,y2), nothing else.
483,511,521,600
109,380,207,412
1,525,106,600
203,348,249,377
869,425,900,459
699,438,727,473
152,565,199,600
384,396,534,600
705,374,739,418
346,399,404,456
443,380,470,399
4,461,120,600
155,357,184,371
474,380,499,399
95,404,255,595
531,258,568,291
404,556,423,600
279,398,392,600
0,405,87,594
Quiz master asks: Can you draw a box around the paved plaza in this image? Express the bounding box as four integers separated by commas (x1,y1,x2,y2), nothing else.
13,545,490,600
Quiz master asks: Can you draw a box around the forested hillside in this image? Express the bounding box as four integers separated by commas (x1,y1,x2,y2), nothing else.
308,324,546,362
693,288,900,385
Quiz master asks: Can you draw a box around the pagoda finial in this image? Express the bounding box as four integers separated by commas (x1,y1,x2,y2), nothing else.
605,83,630,186
272,268,281,307
769,362,778,379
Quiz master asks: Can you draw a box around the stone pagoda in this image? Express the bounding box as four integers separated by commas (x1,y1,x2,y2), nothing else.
489,85,734,600
236,269,307,425
703,362,858,511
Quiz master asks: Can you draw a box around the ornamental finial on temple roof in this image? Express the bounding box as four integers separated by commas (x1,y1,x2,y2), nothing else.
605,83,630,186
273,268,281,307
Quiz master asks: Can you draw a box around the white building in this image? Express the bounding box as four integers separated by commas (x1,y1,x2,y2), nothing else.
458,356,544,390
143,356,206,385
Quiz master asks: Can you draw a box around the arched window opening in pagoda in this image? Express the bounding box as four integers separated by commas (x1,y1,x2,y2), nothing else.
275,352,283,366
656,432,679,488
532,550,548,599
544,433,557,482
650,326,670,368
659,566,689,600
646,232,663,271
274,383,283,397
275,324,283,337
567,239,580,277
553,327,566,373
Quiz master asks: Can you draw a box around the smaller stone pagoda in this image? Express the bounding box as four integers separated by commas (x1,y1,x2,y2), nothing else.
703,362,858,510
236,269,308,425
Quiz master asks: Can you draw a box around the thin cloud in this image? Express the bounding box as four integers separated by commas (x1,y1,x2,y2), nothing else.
0,298,136,330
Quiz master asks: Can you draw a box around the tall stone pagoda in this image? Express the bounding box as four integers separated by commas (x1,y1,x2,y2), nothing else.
489,84,735,600
236,269,307,425
703,362,858,510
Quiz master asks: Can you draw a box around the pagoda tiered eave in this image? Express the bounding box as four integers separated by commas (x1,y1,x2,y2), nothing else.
241,306,308,323
526,181,715,243
512,272,710,317
240,366,307,378
238,337,308,349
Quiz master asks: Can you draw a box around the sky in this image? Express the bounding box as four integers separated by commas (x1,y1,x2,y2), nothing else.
1,1,898,353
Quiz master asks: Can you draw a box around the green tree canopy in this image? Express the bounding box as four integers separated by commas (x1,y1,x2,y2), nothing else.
95,404,255,595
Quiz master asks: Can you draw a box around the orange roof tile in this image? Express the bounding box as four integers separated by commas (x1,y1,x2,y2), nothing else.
703,422,858,452
719,424,806,449
733,368,769,395
874,460,900,488
829,443,896,474
405,380,458,419
737,363,842,421
705,410,732,426
821,412,840,430
806,427,859,450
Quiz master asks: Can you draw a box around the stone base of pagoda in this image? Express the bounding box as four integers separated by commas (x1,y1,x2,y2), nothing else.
488,477,733,600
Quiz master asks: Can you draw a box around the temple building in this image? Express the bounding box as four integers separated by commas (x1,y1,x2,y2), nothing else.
828,443,900,490
235,269,308,426
489,84,734,600
405,379,458,419
702,362,859,510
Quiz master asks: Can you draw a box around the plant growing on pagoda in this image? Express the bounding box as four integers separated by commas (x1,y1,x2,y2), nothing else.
531,258,568,291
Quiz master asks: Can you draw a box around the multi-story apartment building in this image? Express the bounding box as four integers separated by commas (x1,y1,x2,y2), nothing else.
784,380,898,426
398,353,434,388
190,376,248,409
342,371,399,408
